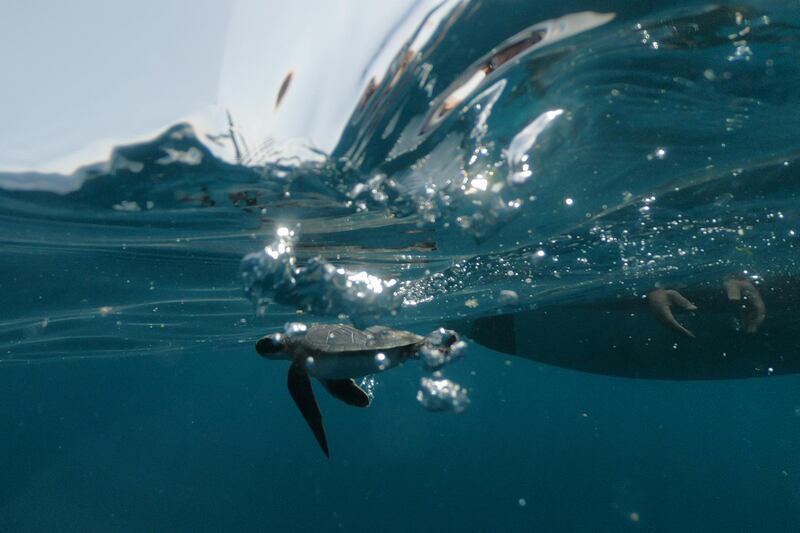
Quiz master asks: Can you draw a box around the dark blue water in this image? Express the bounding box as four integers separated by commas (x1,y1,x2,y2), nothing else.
4,350,800,531
2,1,800,531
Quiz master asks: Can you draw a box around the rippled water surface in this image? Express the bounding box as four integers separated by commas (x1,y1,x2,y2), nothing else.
2,1,800,531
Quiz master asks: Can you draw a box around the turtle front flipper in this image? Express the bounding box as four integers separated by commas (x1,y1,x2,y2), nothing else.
321,379,371,407
287,362,329,458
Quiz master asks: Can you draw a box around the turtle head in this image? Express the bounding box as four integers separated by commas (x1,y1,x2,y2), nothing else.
256,333,288,359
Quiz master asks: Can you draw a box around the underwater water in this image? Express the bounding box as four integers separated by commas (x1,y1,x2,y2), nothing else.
2,0,800,531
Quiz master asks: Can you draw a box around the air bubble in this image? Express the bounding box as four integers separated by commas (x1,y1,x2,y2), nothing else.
420,328,468,370
497,290,519,306
374,352,389,371
416,377,470,413
284,322,308,337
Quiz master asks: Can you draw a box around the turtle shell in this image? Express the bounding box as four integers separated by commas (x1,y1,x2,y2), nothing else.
296,324,423,355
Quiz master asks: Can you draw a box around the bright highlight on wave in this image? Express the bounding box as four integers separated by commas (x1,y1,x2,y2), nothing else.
241,228,403,326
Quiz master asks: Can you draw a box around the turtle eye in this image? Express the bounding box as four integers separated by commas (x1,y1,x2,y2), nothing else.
256,335,284,356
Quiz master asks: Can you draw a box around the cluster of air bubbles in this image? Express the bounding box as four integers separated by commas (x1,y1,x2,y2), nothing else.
636,24,660,50
358,375,377,401
454,194,525,242
284,322,308,338
631,5,773,72
241,228,402,326
725,10,758,62
417,328,470,413
416,376,470,414
448,104,566,240
240,227,296,316
420,328,468,370
346,173,414,215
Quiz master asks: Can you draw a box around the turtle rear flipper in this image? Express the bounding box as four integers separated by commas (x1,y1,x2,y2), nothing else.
322,379,371,407
287,362,329,458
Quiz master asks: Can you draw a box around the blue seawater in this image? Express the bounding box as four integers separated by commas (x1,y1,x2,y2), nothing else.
2,1,800,531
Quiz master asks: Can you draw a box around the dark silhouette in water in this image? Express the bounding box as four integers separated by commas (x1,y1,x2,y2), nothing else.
459,277,799,380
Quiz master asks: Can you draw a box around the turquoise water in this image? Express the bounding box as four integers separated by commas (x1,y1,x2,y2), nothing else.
2,1,800,531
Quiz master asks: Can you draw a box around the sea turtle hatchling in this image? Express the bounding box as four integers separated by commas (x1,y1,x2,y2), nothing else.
256,323,431,457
